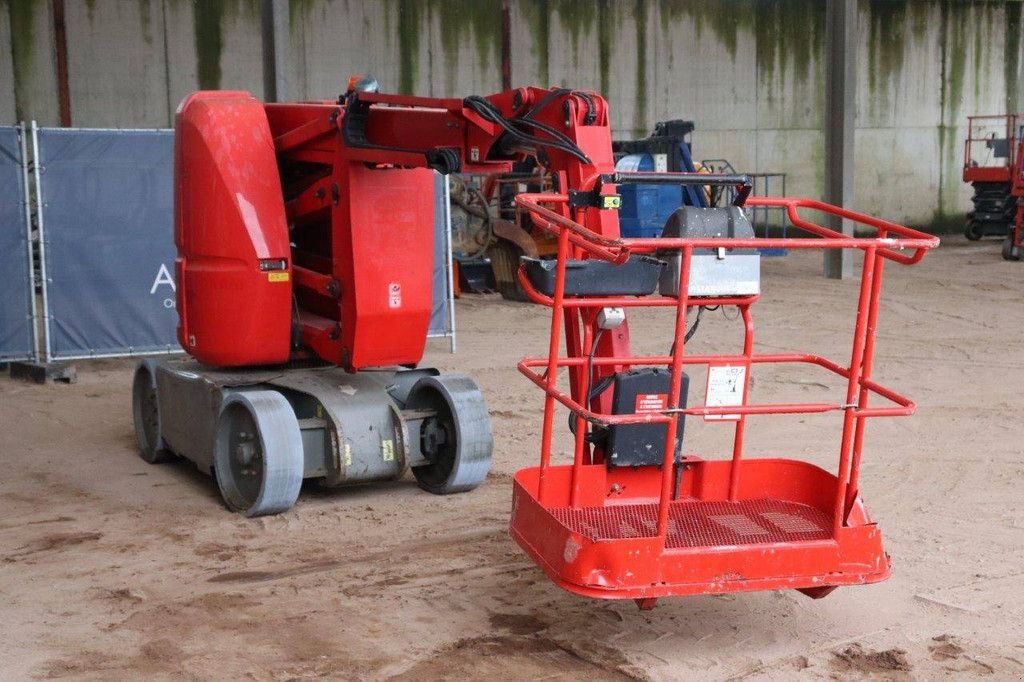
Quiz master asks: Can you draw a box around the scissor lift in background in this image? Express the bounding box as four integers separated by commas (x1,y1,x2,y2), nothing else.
509,188,938,609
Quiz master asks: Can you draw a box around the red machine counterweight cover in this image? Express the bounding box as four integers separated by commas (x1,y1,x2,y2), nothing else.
332,165,435,369
174,92,293,366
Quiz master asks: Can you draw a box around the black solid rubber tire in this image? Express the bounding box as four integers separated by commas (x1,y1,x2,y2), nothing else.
213,391,304,517
406,375,492,495
964,221,983,241
131,362,173,464
1002,237,1022,261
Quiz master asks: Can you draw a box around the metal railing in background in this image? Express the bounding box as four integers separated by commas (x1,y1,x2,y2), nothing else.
700,159,788,254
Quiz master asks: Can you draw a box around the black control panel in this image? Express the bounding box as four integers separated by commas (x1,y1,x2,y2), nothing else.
605,368,688,468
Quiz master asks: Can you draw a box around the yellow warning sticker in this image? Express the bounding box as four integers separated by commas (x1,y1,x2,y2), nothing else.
344,442,353,467
381,439,394,462
601,195,622,210
268,272,290,282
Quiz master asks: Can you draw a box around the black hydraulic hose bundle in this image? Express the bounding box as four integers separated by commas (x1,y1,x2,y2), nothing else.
462,95,593,165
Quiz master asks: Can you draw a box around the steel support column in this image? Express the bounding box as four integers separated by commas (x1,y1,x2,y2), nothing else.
824,0,857,279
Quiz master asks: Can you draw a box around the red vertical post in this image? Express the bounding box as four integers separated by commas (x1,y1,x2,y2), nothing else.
537,226,572,504
569,323,593,507
833,247,876,535
656,246,693,540
844,241,887,515
727,304,755,500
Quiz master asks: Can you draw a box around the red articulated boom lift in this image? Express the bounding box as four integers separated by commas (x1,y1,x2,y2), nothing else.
962,113,1024,260
132,80,938,609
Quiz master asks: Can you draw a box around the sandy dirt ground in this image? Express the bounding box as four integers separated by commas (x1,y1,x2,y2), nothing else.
1,237,1022,680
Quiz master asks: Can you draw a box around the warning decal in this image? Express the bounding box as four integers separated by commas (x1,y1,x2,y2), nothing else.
388,282,402,309
705,364,747,421
635,393,669,413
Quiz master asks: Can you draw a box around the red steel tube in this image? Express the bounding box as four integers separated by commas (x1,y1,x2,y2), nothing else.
537,225,572,503
832,247,878,535
727,305,756,501
845,244,888,515
569,323,593,507
656,247,693,540
516,194,939,261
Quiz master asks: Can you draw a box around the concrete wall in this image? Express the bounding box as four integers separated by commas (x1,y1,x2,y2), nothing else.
2,0,1022,228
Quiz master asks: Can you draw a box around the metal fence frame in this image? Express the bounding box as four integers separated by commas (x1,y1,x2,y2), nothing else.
33,124,183,362
0,124,39,363
19,123,39,361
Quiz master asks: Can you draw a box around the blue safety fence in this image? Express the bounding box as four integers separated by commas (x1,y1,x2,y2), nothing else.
0,126,36,362
33,127,454,361
36,128,179,359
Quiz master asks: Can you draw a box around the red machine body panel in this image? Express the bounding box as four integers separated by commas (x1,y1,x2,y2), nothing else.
332,165,436,368
175,91,292,366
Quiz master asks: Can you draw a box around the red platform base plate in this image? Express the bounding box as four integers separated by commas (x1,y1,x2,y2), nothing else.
509,458,891,602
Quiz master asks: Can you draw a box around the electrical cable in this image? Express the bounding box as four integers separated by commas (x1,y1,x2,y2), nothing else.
569,327,612,436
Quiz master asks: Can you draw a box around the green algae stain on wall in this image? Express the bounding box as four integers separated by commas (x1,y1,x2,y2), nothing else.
656,1,825,102
4,0,36,122
936,0,972,220
657,0,753,63
519,0,551,85
435,0,503,78
754,1,825,90
190,0,259,91
552,0,597,66
863,0,931,119
139,0,154,47
385,0,502,95
596,0,613,98
193,0,225,90
633,0,648,138
394,0,423,94
1006,1,1022,112
289,0,318,34
866,0,909,99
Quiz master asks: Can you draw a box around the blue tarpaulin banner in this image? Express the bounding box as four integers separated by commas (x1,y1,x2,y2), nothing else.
0,126,34,362
37,128,452,360
38,129,179,359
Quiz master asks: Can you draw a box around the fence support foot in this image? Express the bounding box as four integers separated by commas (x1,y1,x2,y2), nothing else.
8,361,77,384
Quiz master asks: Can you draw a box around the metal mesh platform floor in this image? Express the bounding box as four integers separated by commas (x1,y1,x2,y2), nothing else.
549,498,832,548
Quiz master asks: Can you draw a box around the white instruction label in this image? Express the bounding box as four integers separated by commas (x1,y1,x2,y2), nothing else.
705,365,747,421
388,282,402,309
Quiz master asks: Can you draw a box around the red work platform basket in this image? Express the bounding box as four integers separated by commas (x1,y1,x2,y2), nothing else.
509,192,939,608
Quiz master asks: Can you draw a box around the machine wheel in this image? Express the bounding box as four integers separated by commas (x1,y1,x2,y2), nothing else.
213,391,304,517
964,220,983,241
1003,236,1023,261
406,375,492,494
488,240,529,302
131,362,172,463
